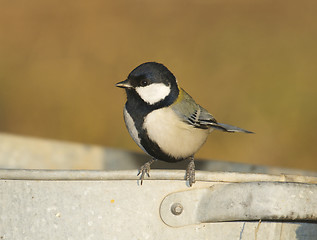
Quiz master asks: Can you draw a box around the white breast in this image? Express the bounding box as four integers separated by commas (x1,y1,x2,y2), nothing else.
123,107,147,153
143,107,210,159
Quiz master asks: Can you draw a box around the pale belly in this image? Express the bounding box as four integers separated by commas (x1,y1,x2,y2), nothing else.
143,107,210,159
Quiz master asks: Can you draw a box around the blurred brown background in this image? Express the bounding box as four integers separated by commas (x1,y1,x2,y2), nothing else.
0,0,316,171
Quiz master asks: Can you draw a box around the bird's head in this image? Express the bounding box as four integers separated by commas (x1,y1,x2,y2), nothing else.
116,62,179,105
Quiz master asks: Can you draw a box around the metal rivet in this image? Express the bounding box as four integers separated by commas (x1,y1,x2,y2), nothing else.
171,203,183,215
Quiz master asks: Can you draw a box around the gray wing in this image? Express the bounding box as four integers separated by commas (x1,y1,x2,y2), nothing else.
172,89,253,133
171,89,218,130
187,106,217,129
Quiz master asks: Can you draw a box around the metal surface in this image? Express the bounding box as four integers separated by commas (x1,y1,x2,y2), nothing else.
1,172,317,240
1,134,317,239
1,169,317,184
160,182,317,227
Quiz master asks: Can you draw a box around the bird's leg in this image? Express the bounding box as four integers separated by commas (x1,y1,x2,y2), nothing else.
137,158,156,185
186,156,195,187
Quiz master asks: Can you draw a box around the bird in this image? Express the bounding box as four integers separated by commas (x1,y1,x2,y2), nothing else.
116,62,253,186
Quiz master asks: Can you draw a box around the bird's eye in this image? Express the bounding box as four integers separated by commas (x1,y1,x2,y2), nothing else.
139,79,149,87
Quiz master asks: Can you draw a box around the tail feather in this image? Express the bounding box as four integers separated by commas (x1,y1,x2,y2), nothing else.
213,123,254,134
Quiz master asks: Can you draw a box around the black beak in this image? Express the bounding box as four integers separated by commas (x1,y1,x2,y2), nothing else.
115,79,133,89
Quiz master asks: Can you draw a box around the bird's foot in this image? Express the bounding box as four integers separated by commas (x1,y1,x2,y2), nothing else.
186,157,195,187
137,158,156,185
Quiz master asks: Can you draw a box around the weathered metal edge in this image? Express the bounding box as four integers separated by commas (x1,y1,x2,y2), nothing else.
1,169,317,184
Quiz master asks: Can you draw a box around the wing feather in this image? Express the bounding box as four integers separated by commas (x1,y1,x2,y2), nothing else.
171,89,253,133
171,89,217,129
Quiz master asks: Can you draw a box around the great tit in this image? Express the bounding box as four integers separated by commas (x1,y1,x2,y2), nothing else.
116,62,253,186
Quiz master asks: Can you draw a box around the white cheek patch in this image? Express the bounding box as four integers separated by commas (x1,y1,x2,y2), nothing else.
136,83,171,105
